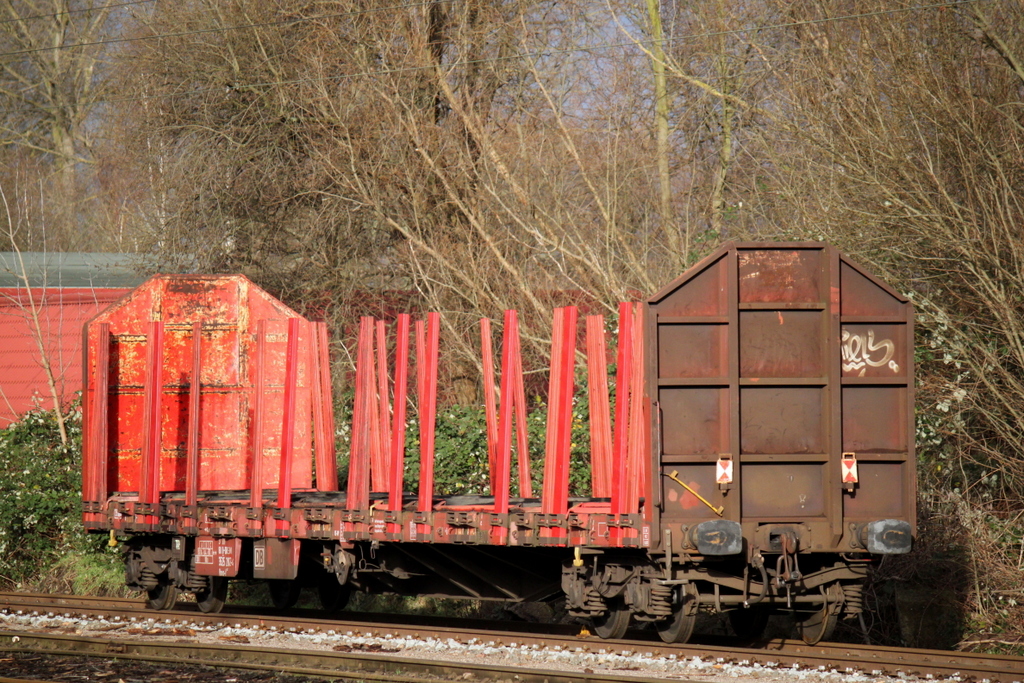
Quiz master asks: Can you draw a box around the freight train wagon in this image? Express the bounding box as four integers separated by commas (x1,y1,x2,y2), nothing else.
81,242,915,644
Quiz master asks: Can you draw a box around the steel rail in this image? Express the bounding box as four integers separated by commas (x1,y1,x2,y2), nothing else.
0,631,676,683
0,592,582,638
1,592,1022,682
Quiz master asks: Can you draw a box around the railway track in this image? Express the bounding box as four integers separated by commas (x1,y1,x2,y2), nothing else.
1,592,1022,682
0,631,655,683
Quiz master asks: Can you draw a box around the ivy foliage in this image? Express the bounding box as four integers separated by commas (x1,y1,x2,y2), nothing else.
403,397,594,498
334,372,606,499
0,404,115,589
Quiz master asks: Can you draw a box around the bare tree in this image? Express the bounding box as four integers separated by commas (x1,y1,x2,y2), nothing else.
0,0,122,250
758,0,1024,494
107,0,690,387
0,183,70,442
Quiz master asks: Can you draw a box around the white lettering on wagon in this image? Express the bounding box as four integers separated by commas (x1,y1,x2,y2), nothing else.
195,539,215,565
195,539,238,576
841,329,899,376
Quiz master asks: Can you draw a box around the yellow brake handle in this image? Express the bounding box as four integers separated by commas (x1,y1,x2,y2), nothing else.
666,470,724,517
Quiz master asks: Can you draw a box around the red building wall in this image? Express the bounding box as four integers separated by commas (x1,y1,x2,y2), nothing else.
0,288,130,428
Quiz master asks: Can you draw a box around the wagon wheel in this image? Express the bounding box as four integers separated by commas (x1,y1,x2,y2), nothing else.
656,583,698,644
728,607,771,641
794,606,838,644
590,598,631,640
317,574,352,613
145,582,178,611
196,577,228,614
794,584,842,645
268,579,301,610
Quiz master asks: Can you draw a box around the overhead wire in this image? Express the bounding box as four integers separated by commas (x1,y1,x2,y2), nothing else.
0,0,982,62
0,0,457,58
0,0,156,27
95,0,984,107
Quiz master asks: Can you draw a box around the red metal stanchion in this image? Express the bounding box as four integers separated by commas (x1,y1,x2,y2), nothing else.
625,304,644,517
630,305,650,521
371,320,389,492
388,315,411,515
347,317,374,513
481,318,499,492
86,323,111,523
185,320,202,509
250,320,268,509
555,307,578,515
611,303,634,542
508,314,532,499
542,307,577,524
542,308,565,515
312,322,338,492
140,320,165,513
494,311,516,516
276,317,301,533
586,315,612,499
417,313,440,516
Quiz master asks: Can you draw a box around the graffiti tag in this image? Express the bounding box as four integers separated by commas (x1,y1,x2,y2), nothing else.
841,329,899,376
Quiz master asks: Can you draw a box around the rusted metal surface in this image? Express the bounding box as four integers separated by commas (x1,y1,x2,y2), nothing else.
648,243,915,554
82,275,322,508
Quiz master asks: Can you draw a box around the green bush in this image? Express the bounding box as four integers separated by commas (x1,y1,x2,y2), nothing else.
393,391,596,498
0,403,122,593
336,373,606,499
